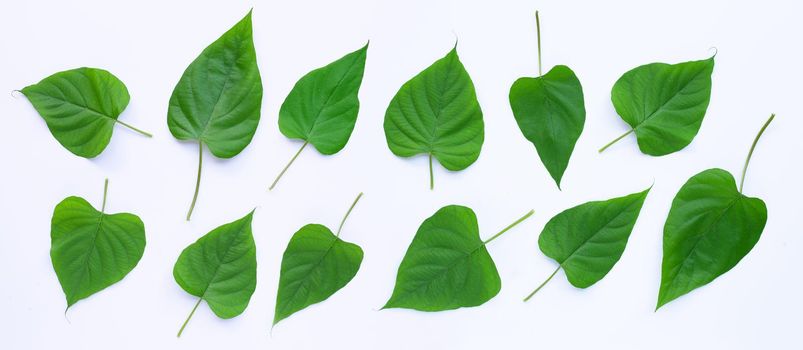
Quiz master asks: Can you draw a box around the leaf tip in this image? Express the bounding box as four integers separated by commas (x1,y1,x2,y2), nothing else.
708,46,718,59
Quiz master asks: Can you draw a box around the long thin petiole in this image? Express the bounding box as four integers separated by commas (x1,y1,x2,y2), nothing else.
739,113,775,193
598,129,634,153
269,141,308,191
186,142,203,221
535,10,542,76
483,209,535,245
177,297,202,338
337,192,364,237
101,178,109,212
114,119,153,138
523,265,561,302
428,153,434,190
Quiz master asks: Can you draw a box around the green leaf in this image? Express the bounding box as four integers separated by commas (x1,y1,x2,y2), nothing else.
599,56,715,156
383,46,484,189
384,206,533,311
20,67,152,158
167,10,262,220
274,193,365,325
269,44,369,190
50,179,145,308
173,211,257,337
509,12,585,188
658,114,774,309
524,187,650,301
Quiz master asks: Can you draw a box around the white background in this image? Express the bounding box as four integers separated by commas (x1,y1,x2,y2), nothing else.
1,0,801,348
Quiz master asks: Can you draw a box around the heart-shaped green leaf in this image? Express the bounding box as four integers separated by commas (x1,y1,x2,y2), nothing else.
525,187,650,301
600,56,715,156
270,44,369,190
658,115,773,309
21,67,151,158
384,205,533,311
383,46,484,189
173,211,257,337
509,12,585,188
274,193,364,325
51,180,145,308
167,10,262,220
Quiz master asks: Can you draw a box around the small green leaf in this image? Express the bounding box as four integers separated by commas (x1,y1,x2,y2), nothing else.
524,187,650,301
384,206,533,311
167,10,262,220
270,44,369,190
274,193,365,325
658,115,774,309
383,46,484,189
51,179,145,308
600,56,715,155
21,67,151,158
509,12,585,188
173,211,257,337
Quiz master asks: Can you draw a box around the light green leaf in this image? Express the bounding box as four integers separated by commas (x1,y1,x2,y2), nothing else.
600,56,715,156
21,67,151,158
658,115,774,309
173,211,257,337
524,187,650,301
51,179,145,308
383,46,484,189
384,205,533,311
270,44,369,190
167,10,262,220
509,12,585,188
274,193,364,325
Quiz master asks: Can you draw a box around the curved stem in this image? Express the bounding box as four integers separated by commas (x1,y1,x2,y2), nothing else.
269,141,308,191
535,10,542,76
186,142,203,221
101,178,109,213
114,119,153,138
177,297,202,338
740,113,775,193
428,153,434,190
337,192,364,237
598,129,634,153
523,265,561,302
483,209,535,245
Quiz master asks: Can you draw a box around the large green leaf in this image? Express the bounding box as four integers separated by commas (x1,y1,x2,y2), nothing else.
600,56,715,156
21,67,151,158
384,205,533,311
383,46,484,189
274,193,365,325
525,187,650,301
50,180,145,308
173,211,257,337
167,10,262,220
657,115,774,309
270,44,369,190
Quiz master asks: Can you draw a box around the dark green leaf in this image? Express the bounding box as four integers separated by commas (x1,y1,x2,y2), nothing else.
51,180,145,308
21,67,151,158
167,11,262,220
601,56,715,156
383,46,484,189
173,211,257,336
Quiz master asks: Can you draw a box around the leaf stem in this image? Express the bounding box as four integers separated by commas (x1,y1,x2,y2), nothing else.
269,141,308,191
598,129,634,153
428,153,434,190
337,192,364,237
523,265,561,302
177,297,202,338
483,209,535,245
114,119,153,138
186,142,203,221
535,10,542,76
101,178,109,213
739,113,775,193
